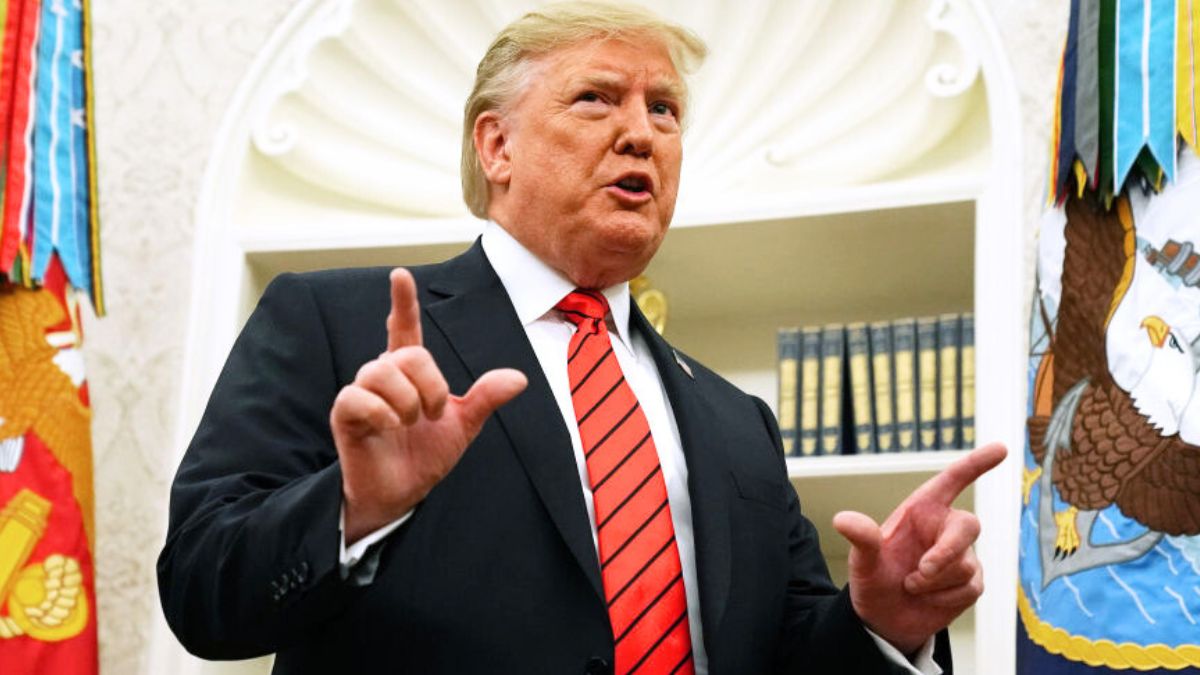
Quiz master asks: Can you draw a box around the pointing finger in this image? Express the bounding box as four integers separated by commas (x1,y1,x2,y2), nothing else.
387,268,422,352
908,442,1007,508
833,511,882,576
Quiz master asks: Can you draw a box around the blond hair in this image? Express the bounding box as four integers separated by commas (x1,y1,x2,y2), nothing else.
460,1,707,218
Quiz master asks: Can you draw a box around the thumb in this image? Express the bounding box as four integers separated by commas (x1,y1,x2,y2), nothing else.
833,511,882,576
457,368,528,434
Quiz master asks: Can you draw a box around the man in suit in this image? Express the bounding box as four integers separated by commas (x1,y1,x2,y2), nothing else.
158,3,1004,673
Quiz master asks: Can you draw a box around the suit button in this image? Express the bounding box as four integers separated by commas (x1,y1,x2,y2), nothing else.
584,656,611,675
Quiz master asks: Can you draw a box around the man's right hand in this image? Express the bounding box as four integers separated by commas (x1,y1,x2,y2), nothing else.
331,268,528,544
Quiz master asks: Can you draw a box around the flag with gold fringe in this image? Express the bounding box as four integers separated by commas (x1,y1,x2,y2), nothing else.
0,0,101,309
0,0,100,672
1023,1,1200,673
1050,0,1200,204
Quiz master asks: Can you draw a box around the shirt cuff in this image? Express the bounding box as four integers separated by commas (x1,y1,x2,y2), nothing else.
864,629,942,675
338,505,414,568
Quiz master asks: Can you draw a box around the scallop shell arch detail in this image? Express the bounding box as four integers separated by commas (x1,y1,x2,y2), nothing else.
237,0,991,226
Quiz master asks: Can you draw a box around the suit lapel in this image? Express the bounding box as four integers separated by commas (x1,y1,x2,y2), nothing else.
420,244,732,639
630,306,733,650
422,243,604,601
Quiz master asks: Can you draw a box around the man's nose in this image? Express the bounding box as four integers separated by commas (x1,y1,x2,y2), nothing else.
613,103,654,158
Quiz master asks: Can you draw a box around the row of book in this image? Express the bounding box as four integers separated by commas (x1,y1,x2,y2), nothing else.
776,314,975,456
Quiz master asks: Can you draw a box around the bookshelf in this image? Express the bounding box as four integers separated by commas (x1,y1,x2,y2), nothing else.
161,1,1028,674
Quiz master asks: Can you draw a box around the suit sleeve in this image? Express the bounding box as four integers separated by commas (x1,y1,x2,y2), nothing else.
157,273,364,659
750,398,953,675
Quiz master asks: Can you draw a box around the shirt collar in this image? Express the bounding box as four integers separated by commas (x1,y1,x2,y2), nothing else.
481,221,633,348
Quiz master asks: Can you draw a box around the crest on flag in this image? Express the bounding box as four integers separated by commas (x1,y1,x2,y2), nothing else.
0,261,97,671
1021,157,1200,672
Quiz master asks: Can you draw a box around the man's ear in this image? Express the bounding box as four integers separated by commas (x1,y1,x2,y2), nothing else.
474,111,512,186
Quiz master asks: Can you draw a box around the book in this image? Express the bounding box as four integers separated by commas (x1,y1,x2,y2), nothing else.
846,322,875,453
916,316,940,451
892,319,918,452
961,313,975,446
776,327,801,456
818,324,845,456
798,327,822,457
869,321,897,452
937,313,961,449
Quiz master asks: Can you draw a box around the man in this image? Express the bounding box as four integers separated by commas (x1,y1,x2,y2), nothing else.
158,3,1005,673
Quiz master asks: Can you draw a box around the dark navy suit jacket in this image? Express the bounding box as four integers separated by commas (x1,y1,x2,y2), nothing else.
158,241,951,674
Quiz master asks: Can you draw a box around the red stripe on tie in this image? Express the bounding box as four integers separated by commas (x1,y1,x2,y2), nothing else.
557,290,693,675
620,607,692,674
610,569,685,640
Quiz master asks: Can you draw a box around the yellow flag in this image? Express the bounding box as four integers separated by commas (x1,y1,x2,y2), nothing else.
1179,0,1200,153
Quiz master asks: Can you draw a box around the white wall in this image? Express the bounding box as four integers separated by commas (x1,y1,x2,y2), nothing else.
81,2,1066,673
990,0,1071,307
86,2,296,672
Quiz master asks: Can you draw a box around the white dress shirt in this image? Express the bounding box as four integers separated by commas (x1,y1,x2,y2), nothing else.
339,222,940,675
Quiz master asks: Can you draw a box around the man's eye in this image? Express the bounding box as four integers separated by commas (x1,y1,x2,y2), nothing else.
577,91,602,103
650,102,675,116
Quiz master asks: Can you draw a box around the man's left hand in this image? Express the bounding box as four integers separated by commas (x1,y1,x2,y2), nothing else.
832,442,1007,656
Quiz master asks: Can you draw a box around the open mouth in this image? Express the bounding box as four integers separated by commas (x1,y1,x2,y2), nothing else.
610,173,653,197
615,177,648,193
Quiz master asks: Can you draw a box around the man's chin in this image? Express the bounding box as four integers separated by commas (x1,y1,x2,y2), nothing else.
594,213,667,251
569,244,660,289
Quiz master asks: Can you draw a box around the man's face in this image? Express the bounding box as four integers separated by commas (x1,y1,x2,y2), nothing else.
484,37,685,288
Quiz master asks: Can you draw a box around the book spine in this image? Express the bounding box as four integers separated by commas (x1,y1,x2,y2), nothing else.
869,321,897,453
892,320,918,452
776,327,801,456
961,313,975,446
799,327,822,456
847,322,875,453
916,316,940,451
819,324,845,456
937,313,961,450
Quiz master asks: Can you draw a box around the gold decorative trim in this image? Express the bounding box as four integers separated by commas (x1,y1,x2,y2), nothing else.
1018,584,1200,670
1104,196,1137,331
631,275,667,336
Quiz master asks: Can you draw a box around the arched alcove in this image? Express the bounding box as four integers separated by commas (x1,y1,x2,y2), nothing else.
161,1,1026,672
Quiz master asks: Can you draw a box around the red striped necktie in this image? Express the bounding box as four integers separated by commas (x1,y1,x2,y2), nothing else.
556,290,694,675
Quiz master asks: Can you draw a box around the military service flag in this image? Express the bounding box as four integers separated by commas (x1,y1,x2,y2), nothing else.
0,0,101,672
1024,1,1200,671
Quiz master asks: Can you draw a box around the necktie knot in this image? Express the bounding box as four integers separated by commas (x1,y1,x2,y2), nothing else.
556,290,609,330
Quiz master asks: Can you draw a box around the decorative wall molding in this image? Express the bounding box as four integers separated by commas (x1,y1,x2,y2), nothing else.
250,0,356,157
217,0,994,229
924,0,983,98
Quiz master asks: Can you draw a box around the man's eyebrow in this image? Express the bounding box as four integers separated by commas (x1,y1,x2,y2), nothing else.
574,72,626,91
571,72,685,102
648,77,686,103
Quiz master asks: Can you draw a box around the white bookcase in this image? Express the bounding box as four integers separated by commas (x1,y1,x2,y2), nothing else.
155,1,1028,674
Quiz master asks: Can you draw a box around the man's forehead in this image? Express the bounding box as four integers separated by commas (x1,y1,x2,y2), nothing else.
541,38,684,93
